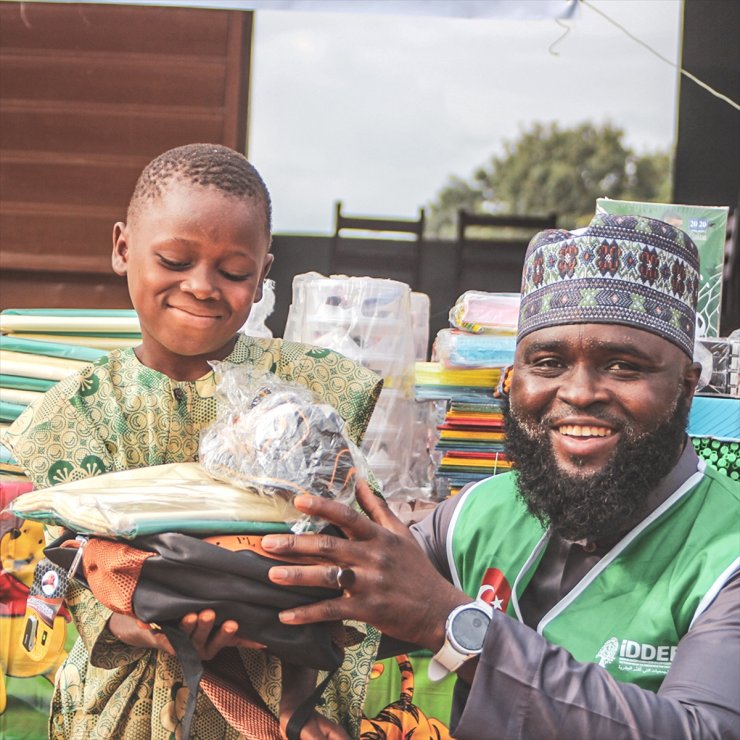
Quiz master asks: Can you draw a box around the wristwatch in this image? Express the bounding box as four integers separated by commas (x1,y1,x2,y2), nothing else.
428,600,493,681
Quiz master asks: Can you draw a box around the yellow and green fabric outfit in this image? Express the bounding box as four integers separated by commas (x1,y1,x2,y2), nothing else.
2,334,383,740
449,464,739,691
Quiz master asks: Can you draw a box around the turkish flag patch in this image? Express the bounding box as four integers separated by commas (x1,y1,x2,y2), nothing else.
477,568,511,612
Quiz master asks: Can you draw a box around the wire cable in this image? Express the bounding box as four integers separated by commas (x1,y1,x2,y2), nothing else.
580,0,740,111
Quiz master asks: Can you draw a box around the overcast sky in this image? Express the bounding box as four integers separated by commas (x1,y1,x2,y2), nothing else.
248,0,683,233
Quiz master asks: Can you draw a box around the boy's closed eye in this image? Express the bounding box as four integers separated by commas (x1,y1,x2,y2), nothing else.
158,254,190,270
158,254,251,282
220,270,252,282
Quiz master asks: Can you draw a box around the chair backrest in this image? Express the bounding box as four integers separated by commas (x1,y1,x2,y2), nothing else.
330,201,425,288
455,209,557,296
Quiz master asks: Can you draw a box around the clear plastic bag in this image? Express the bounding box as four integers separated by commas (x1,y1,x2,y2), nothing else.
284,273,417,498
241,278,275,338
199,362,369,532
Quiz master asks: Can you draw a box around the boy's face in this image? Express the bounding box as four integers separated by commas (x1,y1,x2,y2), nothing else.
112,181,273,380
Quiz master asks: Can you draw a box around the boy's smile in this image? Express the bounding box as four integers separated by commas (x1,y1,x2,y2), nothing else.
112,180,273,380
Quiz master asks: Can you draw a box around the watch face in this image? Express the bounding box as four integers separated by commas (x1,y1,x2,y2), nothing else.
451,607,490,652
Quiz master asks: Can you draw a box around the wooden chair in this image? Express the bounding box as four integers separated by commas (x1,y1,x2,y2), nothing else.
455,210,557,296
330,201,425,289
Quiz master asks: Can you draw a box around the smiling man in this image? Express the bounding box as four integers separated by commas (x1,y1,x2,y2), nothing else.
265,214,740,739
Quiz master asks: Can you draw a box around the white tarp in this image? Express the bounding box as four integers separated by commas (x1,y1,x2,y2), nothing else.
41,0,578,21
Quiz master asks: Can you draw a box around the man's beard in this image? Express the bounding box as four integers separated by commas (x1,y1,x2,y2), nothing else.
503,398,690,542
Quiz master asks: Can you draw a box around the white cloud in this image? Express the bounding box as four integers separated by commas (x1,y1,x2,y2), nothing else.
249,0,682,232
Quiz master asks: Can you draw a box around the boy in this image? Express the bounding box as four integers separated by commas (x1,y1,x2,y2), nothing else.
3,144,382,739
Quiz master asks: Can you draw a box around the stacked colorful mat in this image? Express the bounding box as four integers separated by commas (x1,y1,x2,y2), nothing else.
413,292,519,496
415,363,508,495
688,393,740,482
436,398,510,491
0,309,141,480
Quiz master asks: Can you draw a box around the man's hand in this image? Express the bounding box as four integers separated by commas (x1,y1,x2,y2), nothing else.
263,480,470,652
109,610,265,661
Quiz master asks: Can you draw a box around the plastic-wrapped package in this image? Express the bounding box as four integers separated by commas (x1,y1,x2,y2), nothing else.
410,292,431,361
449,291,520,334
286,274,415,387
199,362,368,532
241,278,275,338
407,399,444,492
434,328,516,369
285,274,418,499
694,337,740,397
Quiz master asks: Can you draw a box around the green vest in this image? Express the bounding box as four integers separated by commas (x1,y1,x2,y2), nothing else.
449,462,739,691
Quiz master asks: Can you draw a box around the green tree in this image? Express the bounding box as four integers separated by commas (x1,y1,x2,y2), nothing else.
427,122,672,237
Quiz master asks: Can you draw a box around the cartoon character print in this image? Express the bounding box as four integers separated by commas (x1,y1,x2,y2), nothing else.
160,681,189,740
361,655,451,740
0,482,71,715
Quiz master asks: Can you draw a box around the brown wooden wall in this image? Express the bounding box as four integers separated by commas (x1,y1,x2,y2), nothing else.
0,1,253,309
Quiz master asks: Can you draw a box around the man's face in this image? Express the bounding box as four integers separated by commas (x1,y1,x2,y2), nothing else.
112,181,273,380
506,324,700,540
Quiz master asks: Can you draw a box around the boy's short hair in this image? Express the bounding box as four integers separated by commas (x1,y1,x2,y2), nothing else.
128,143,272,235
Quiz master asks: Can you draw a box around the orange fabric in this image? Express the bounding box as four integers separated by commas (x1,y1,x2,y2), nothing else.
201,648,281,739
203,533,281,561
203,533,327,564
82,538,153,615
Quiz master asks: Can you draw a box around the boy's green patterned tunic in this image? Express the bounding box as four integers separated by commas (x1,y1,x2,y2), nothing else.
4,334,383,739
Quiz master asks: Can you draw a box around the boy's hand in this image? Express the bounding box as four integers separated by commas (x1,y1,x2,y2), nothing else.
179,609,266,661
108,612,175,654
285,714,350,740
279,663,350,740
109,611,265,660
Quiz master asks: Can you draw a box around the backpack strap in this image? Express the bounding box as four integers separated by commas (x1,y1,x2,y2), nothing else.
285,670,337,740
160,625,203,739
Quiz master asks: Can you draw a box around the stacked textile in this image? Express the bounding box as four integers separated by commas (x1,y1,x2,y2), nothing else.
435,398,510,491
0,308,141,351
415,363,501,403
0,336,106,420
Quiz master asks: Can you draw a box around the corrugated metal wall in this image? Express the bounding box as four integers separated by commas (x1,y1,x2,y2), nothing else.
0,1,253,308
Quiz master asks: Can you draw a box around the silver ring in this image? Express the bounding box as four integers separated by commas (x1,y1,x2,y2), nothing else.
335,566,356,591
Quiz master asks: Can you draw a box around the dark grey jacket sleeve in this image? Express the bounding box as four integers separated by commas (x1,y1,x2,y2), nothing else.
411,501,740,740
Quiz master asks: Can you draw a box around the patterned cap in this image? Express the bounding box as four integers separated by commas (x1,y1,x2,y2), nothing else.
518,213,700,357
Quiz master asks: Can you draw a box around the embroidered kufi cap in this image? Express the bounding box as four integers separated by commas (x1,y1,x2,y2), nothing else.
517,213,700,357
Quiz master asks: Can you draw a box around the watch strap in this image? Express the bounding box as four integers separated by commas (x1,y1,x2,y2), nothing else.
428,640,468,681
428,600,493,682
